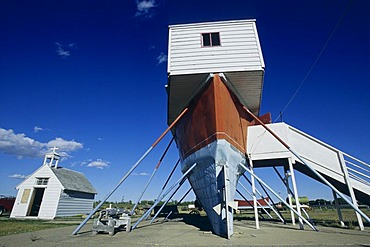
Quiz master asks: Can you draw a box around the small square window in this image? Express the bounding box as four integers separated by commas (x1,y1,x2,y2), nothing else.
36,178,49,185
202,32,220,47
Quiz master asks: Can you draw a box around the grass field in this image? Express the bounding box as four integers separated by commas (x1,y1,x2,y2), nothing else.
0,217,78,237
234,207,370,229
1,208,369,237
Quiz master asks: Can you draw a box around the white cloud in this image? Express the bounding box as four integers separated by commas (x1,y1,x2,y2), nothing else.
0,127,83,159
133,172,150,176
55,42,76,58
156,52,167,64
9,174,29,179
56,47,70,57
87,159,110,169
33,126,43,133
135,0,156,17
47,138,83,152
0,128,45,158
47,138,83,159
70,159,91,167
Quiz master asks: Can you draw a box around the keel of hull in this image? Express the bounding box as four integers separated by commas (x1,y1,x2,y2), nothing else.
182,139,246,238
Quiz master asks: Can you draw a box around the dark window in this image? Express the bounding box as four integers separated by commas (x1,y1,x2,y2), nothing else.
202,33,211,46
211,33,220,46
36,178,49,185
202,32,220,47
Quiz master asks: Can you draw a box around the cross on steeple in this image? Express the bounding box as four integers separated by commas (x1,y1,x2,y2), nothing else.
51,146,59,153
43,146,61,168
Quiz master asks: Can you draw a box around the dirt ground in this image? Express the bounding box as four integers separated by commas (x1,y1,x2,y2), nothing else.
1,217,370,247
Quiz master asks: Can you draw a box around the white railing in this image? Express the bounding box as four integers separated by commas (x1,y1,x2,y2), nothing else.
343,153,370,187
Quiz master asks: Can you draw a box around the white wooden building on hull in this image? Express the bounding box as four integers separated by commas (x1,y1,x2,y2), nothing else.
167,19,265,238
167,19,265,124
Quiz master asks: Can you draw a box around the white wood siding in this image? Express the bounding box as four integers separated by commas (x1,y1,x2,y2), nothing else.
10,188,29,217
56,191,94,217
168,20,264,76
10,165,62,219
37,171,62,219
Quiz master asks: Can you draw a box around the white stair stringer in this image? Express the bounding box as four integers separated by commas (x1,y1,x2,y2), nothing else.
247,123,370,206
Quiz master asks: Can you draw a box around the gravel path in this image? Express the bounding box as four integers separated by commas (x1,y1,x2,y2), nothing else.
1,219,369,246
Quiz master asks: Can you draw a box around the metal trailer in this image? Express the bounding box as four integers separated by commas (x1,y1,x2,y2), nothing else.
92,208,131,236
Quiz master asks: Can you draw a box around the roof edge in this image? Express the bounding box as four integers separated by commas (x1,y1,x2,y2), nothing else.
169,19,257,29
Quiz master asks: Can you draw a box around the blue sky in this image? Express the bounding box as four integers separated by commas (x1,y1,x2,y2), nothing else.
1,0,369,203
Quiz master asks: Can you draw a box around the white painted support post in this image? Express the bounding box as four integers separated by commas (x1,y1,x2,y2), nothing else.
71,108,188,236
131,138,175,215
246,173,286,224
146,159,180,220
242,105,370,226
301,208,313,224
240,163,318,231
236,189,265,219
288,158,304,229
273,167,310,224
150,179,184,223
248,157,259,229
338,152,364,230
289,148,370,224
238,181,273,218
72,146,153,235
333,190,345,227
131,162,197,231
284,168,295,225
223,165,233,239
163,187,192,220
131,167,158,215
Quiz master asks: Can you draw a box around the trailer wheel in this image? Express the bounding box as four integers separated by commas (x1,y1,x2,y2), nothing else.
0,206,4,216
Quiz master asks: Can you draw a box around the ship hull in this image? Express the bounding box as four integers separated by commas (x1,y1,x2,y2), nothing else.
174,74,253,238
181,139,246,238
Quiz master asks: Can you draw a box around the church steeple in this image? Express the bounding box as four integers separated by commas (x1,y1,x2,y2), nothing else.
43,147,60,168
